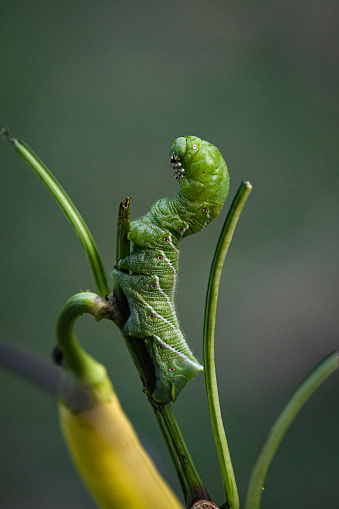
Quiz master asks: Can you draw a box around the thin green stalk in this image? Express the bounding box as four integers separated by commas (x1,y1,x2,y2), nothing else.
152,405,189,503
204,181,253,509
113,198,159,396
153,403,211,508
113,198,131,325
245,350,339,509
115,197,131,271
1,129,109,297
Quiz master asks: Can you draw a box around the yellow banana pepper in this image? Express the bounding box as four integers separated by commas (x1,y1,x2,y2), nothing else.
57,292,183,509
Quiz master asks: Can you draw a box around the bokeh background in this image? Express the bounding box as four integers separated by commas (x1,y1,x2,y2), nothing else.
1,1,338,508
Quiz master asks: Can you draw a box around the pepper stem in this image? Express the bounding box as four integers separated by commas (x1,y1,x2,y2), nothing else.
56,292,115,410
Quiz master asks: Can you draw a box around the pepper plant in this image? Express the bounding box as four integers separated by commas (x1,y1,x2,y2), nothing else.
1,128,338,509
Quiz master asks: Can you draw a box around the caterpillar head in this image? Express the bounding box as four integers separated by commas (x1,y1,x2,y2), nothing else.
170,136,202,181
169,136,229,209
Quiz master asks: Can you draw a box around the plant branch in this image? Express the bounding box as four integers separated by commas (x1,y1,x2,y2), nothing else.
112,198,131,326
115,197,131,271
113,198,158,395
204,180,253,509
153,403,211,508
245,350,339,509
113,200,209,507
1,128,109,297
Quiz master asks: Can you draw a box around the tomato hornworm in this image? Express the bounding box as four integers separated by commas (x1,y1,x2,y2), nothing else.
113,136,229,402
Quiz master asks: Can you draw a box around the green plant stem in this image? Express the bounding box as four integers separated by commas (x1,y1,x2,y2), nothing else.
1,129,109,297
153,403,211,508
245,350,339,509
152,404,189,502
115,197,131,271
113,197,157,393
113,199,208,507
113,197,158,396
113,198,131,326
204,181,253,509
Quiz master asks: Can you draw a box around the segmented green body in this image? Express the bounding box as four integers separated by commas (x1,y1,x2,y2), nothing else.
113,136,229,402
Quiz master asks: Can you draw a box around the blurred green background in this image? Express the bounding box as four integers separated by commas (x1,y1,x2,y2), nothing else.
1,1,338,508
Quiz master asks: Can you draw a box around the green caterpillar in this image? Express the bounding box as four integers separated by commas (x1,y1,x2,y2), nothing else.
113,136,229,402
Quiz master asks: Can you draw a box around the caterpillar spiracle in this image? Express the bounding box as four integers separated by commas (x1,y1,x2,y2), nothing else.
113,136,229,402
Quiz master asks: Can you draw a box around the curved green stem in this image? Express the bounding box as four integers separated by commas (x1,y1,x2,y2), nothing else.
56,292,114,410
1,129,109,297
204,181,253,509
245,350,339,509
